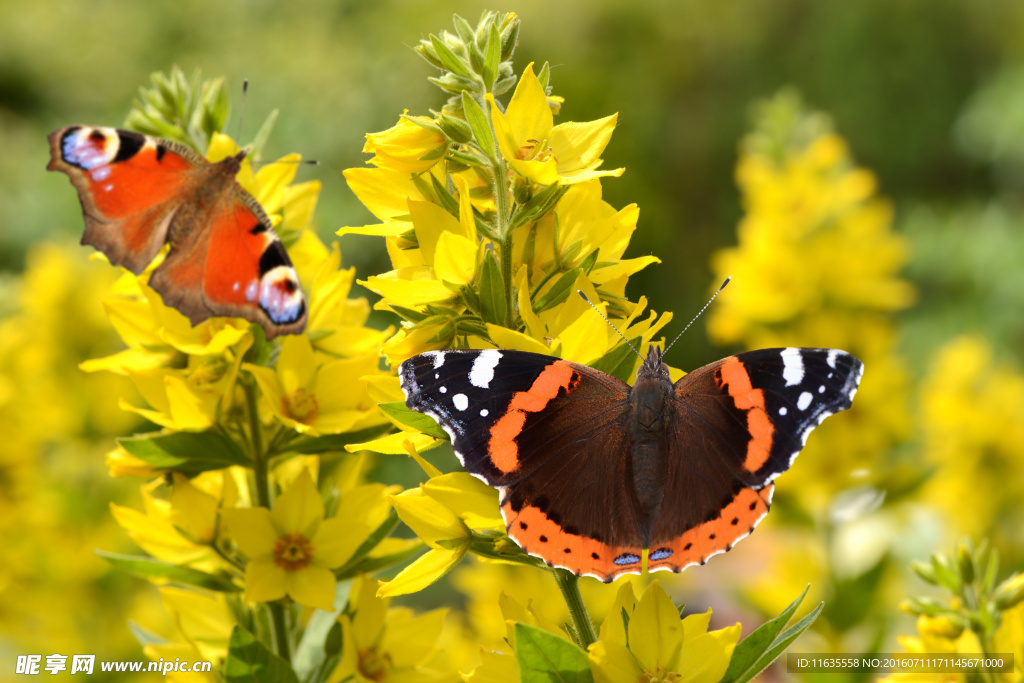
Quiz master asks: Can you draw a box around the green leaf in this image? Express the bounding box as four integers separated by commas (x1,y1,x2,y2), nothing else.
513,622,594,683
430,34,476,80
96,550,239,592
289,424,394,454
337,510,400,570
388,304,431,324
248,108,279,162
292,580,352,682
225,626,299,683
721,586,820,683
482,23,501,92
117,430,250,474
589,338,643,383
462,91,496,162
534,268,582,313
377,402,449,440
430,172,461,214
336,541,425,579
478,251,507,324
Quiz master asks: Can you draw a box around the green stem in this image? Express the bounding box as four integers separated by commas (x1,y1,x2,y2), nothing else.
481,91,515,328
242,377,291,662
552,568,597,649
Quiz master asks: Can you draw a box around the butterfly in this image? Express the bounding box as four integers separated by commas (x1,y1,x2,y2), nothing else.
399,344,863,581
46,126,306,339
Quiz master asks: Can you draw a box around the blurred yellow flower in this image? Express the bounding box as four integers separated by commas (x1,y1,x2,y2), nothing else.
221,470,363,611
331,576,455,683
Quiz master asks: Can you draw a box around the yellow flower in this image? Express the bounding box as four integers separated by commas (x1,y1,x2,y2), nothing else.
488,64,623,186
919,336,1024,536
221,470,367,611
364,114,447,173
588,581,741,683
244,335,384,435
378,473,503,597
331,576,455,683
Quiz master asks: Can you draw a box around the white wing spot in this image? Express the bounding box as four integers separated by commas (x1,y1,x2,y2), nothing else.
453,393,468,411
480,409,489,417
432,352,446,369
797,392,813,411
439,386,447,394
470,350,502,388
781,348,804,387
434,373,439,380
827,349,839,368
819,384,826,393
779,407,787,416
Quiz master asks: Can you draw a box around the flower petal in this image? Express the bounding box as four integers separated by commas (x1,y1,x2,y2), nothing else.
285,563,337,611
221,507,277,558
271,469,324,538
243,555,288,604
376,546,467,598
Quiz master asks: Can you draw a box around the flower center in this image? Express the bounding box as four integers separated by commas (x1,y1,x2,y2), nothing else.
518,137,553,162
358,647,392,682
285,387,318,422
273,533,313,571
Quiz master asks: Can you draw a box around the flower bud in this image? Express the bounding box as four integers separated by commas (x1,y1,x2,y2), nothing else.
438,114,473,144
917,614,965,639
957,541,975,584
911,560,938,585
993,573,1024,610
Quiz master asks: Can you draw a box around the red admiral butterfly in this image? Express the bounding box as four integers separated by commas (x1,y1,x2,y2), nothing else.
399,341,862,582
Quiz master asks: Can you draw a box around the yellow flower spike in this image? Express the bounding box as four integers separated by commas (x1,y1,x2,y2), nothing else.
627,581,685,674
222,471,354,611
410,200,462,265
121,368,215,431
421,473,503,531
364,114,446,173
433,230,478,286
169,473,219,543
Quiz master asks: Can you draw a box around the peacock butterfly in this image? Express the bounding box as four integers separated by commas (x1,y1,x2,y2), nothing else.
47,125,306,339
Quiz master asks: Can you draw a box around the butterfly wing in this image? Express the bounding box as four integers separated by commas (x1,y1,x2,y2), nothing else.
399,349,648,581
47,126,203,274
647,347,864,573
48,125,306,338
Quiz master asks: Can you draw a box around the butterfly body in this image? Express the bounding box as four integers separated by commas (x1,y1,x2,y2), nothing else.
47,126,305,338
400,345,863,581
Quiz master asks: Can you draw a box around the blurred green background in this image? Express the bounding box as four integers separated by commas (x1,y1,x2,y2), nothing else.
3,0,1023,678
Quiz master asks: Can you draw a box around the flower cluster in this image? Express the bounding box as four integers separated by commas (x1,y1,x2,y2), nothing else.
883,540,1024,683
78,69,435,679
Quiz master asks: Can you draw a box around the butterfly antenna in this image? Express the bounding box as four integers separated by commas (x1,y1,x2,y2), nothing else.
663,276,731,355
234,79,249,144
576,290,643,361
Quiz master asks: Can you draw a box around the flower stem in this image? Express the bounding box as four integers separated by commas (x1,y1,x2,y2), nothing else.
243,377,291,662
552,568,597,649
481,92,516,328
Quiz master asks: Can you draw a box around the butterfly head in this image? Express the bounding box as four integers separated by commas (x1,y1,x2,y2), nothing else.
637,344,670,382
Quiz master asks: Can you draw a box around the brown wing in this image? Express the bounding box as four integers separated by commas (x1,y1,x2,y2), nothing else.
400,350,648,581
